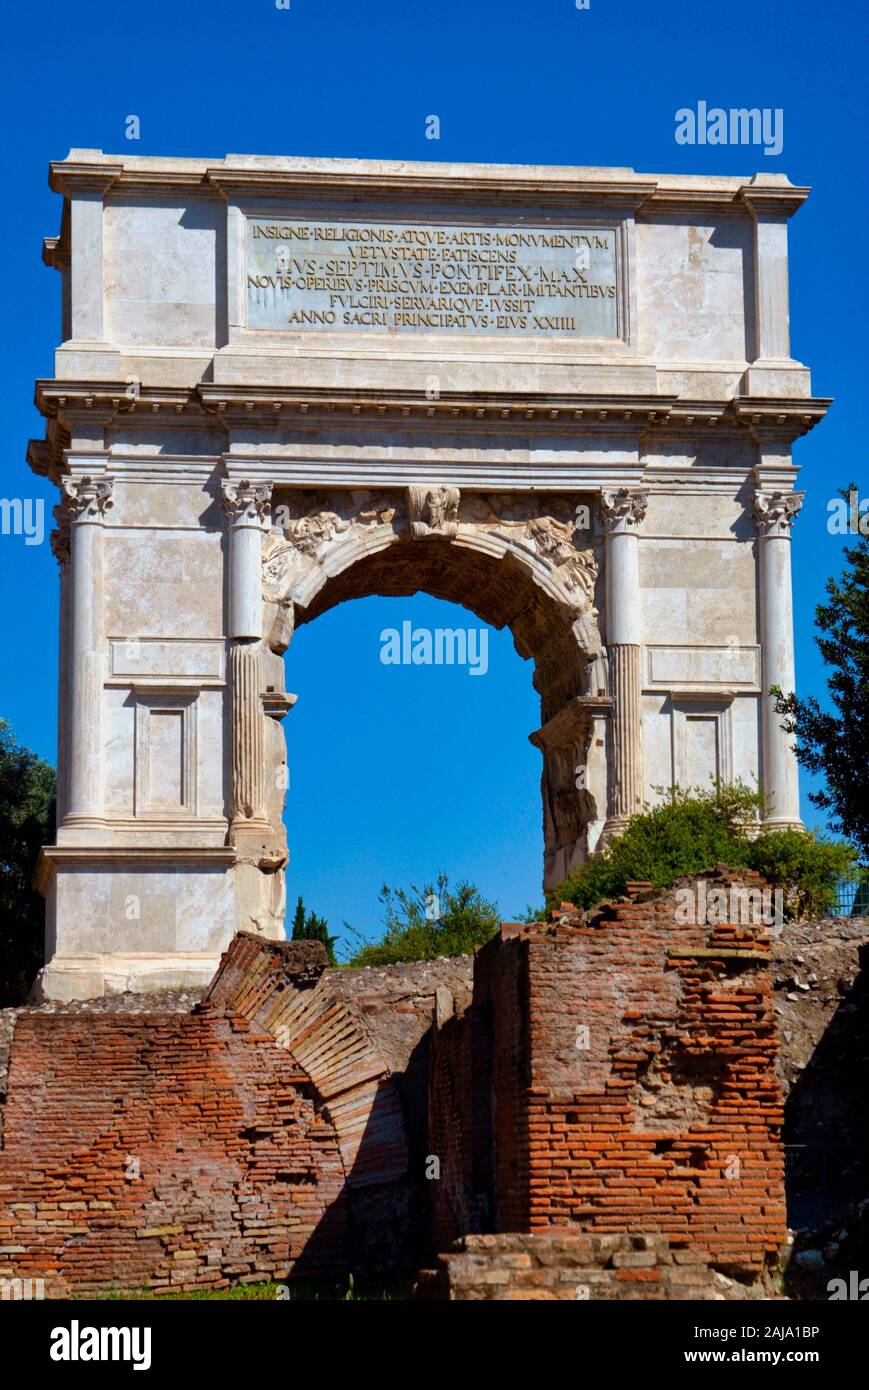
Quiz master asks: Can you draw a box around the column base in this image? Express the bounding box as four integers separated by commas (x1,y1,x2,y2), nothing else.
229,817,286,867
32,952,224,1003
602,816,632,841
761,817,804,833
35,844,239,1001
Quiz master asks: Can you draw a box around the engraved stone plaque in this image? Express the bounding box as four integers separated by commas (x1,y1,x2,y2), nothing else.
245,217,619,337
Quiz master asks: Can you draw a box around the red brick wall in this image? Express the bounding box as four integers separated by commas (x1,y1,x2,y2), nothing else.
473,931,530,1232
429,1010,474,1250
428,872,786,1278
0,875,786,1293
0,1005,347,1296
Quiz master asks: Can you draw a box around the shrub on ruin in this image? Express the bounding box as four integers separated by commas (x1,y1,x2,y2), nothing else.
552,782,859,921
746,828,861,920
554,783,758,911
344,872,500,966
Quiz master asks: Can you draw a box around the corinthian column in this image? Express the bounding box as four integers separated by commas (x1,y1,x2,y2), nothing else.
59,476,113,839
601,488,647,835
221,479,272,640
753,489,804,829
221,479,274,855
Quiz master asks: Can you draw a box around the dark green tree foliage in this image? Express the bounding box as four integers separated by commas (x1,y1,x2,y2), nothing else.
346,873,500,967
0,720,55,1004
773,491,869,861
554,783,858,921
290,895,338,966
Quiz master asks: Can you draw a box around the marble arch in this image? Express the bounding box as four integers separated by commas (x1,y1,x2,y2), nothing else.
28,151,829,999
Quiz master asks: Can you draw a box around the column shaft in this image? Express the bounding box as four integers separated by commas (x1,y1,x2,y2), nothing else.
754,490,803,827
62,477,113,832
609,644,643,823
601,489,647,834
230,643,266,822
222,479,271,640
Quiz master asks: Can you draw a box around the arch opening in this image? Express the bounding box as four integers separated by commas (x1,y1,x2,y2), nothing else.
255,488,612,904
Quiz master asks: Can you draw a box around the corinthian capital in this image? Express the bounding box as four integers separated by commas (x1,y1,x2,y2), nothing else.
752,490,804,538
61,475,114,521
599,487,648,534
221,478,273,525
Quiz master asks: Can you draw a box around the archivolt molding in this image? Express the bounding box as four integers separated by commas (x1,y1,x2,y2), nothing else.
257,485,609,884
261,486,603,660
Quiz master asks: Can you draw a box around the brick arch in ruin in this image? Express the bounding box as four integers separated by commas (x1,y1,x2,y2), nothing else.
224,481,616,936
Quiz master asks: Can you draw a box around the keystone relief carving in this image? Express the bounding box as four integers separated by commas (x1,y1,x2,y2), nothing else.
407,485,461,539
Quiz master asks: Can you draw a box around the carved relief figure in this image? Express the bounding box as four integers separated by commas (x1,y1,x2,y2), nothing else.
407,485,460,538
285,511,350,556
523,516,598,606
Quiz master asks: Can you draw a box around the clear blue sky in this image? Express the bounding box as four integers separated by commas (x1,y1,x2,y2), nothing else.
0,0,865,949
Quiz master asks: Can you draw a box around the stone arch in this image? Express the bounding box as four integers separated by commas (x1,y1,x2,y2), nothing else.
258,487,612,891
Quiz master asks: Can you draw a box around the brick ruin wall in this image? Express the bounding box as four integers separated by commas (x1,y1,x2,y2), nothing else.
0,1006,347,1296
0,874,837,1299
429,872,787,1285
416,1232,754,1301
0,943,473,1295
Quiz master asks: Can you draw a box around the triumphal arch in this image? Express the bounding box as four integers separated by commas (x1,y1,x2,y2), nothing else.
28,151,827,1000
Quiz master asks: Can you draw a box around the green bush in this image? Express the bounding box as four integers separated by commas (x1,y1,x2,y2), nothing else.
553,782,859,922
344,873,500,967
554,783,758,911
745,828,860,920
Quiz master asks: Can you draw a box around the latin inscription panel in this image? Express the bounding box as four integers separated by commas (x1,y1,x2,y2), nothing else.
245,217,619,338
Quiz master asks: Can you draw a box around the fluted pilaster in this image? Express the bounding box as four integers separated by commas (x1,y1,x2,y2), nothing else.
229,642,266,825
608,643,643,823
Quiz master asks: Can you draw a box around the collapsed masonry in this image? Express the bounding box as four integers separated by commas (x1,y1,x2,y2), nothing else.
0,871,785,1299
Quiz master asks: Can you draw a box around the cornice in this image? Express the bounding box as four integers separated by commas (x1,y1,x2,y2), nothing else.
737,184,811,218
44,152,811,219
197,384,679,429
48,159,124,197
32,378,832,444
34,844,236,894
732,395,833,440
27,420,70,484
204,165,658,209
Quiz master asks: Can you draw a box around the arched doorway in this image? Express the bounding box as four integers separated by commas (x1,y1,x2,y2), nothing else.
243,486,612,937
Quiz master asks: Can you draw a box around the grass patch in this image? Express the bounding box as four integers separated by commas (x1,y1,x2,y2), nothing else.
82,1276,412,1302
